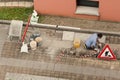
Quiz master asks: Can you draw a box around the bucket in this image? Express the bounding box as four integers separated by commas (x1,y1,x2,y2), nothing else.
35,37,42,46
30,40,37,50
73,39,80,48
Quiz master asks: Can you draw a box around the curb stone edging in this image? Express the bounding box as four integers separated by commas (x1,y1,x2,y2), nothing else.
0,20,120,36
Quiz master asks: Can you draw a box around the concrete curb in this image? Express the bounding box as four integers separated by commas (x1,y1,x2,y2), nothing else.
0,1,33,7
0,20,120,36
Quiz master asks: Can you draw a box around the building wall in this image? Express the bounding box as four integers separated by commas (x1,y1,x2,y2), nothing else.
99,0,120,22
34,0,75,16
34,0,98,20
34,0,120,22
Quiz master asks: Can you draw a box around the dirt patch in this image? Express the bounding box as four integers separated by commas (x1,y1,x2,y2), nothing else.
41,15,120,32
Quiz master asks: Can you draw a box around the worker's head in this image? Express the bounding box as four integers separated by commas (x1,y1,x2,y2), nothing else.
97,33,103,39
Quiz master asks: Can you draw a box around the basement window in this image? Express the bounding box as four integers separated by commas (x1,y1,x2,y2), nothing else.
76,0,99,16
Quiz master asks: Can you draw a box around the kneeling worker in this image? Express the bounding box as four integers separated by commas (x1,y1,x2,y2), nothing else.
85,33,103,50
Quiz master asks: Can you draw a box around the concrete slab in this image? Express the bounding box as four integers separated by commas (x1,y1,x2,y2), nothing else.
62,31,74,41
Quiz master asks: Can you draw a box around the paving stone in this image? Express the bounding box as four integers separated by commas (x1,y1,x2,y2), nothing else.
54,63,62,71
40,61,48,70
82,66,96,75
109,70,120,79
95,76,105,80
69,66,83,74
95,68,109,77
113,70,120,78
62,31,74,41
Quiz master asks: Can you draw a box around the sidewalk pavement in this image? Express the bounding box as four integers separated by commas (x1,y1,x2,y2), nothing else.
0,23,120,80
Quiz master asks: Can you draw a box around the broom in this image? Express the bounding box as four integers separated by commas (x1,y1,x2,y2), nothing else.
20,15,31,53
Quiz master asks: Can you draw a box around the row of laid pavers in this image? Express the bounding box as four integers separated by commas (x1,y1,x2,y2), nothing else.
106,36,120,44
0,57,120,79
0,24,8,56
1,65,120,80
1,40,120,70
